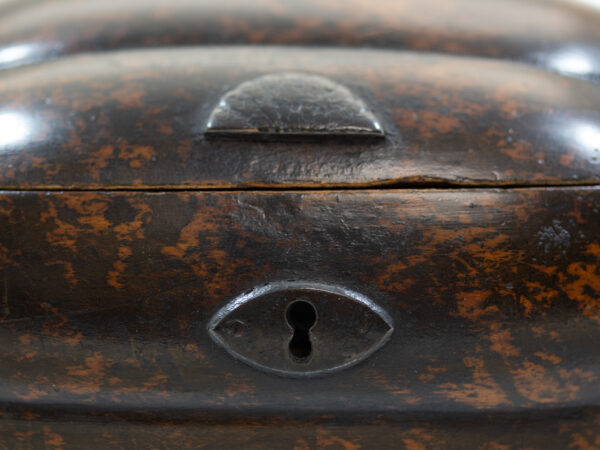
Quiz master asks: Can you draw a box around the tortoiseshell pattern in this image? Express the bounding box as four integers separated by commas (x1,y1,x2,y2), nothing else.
0,0,599,448
0,48,598,189
0,189,598,447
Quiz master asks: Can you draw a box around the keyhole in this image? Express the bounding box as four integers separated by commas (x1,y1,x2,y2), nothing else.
286,300,317,362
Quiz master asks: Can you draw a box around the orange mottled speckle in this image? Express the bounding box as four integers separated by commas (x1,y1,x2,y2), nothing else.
564,263,600,316
512,361,578,403
454,290,499,321
535,352,562,365
44,427,65,448
437,357,509,408
316,428,361,450
488,329,520,358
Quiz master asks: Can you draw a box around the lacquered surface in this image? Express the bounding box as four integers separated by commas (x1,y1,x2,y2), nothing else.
1,414,599,449
0,189,598,447
0,48,599,189
0,0,599,82
0,1,598,447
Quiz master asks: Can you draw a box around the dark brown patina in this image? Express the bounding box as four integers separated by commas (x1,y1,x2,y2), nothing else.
0,1,598,448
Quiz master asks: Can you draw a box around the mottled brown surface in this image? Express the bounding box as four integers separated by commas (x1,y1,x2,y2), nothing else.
0,0,599,82
1,414,599,449
0,48,599,189
0,1,598,447
0,189,598,447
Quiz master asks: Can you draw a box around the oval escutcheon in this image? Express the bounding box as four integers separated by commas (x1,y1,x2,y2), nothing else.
208,282,393,377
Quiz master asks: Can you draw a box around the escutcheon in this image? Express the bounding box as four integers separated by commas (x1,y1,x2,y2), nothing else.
208,282,393,377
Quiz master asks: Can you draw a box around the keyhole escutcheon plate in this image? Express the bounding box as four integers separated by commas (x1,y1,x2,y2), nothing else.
208,282,393,377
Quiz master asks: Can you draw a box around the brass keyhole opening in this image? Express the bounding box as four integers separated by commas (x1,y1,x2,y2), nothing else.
286,300,317,362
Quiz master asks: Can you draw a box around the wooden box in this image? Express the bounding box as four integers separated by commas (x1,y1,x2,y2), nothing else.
0,1,598,448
